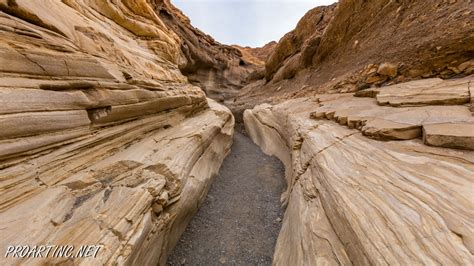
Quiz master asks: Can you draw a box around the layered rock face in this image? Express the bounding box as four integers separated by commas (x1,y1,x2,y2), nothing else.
153,0,258,101
233,41,278,67
233,42,278,82
0,0,233,264
241,0,474,264
264,4,337,83
244,84,474,264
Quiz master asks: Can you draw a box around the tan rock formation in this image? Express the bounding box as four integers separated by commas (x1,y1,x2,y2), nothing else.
232,0,474,264
236,1,474,263
307,77,474,147
0,0,233,264
423,123,474,151
232,42,278,82
2,0,473,265
376,77,471,107
154,0,259,101
264,4,336,82
233,41,278,66
244,97,474,265
377,62,398,78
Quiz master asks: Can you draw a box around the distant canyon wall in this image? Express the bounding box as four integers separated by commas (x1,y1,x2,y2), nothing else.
154,0,261,101
236,0,473,104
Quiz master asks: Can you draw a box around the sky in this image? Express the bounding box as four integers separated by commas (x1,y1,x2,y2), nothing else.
172,0,337,47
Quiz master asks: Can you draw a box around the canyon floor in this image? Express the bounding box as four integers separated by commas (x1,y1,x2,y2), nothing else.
167,131,285,265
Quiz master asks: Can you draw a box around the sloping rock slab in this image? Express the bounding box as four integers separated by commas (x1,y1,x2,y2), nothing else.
244,98,474,265
309,93,473,145
0,1,235,264
0,100,234,265
376,77,472,107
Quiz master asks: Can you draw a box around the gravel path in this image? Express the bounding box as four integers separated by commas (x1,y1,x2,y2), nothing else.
167,130,286,265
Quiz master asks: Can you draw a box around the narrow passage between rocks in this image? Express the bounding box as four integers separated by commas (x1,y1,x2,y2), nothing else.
167,130,286,265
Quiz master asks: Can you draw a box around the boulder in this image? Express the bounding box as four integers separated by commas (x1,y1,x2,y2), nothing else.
377,62,398,78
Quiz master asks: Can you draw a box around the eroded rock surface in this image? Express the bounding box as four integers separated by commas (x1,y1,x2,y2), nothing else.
423,123,474,151
154,1,259,101
235,1,474,265
242,78,474,264
244,97,474,265
232,41,278,69
234,0,473,106
376,77,471,107
307,77,474,148
0,0,233,264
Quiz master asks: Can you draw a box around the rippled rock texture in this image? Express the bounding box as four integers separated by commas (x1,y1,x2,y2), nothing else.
0,0,233,264
245,104,473,265
239,1,474,263
238,0,474,264
244,77,474,264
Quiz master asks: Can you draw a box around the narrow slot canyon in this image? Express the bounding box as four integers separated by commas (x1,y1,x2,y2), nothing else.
168,130,285,265
0,0,473,265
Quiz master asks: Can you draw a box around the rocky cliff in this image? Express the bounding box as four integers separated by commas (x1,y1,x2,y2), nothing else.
241,0,474,264
235,0,473,106
154,0,259,101
233,42,278,83
233,41,277,66
0,0,233,264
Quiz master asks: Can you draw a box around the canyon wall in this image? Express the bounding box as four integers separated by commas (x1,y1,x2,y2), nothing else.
233,42,278,83
0,0,234,264
244,79,474,264
235,0,473,107
1,0,472,264
154,0,258,101
242,0,474,264
233,42,278,68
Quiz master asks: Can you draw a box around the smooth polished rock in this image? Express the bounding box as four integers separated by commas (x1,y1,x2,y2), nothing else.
244,98,474,265
0,0,235,265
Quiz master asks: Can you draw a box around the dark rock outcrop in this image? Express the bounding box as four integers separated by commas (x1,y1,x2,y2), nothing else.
235,0,474,103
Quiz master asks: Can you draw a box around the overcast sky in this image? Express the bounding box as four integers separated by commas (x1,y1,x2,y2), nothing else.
172,0,337,47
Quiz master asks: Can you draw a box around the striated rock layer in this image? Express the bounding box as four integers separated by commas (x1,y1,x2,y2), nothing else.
235,0,473,108
309,76,474,149
232,42,278,68
244,81,474,264
237,1,474,264
0,0,233,264
237,4,474,262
